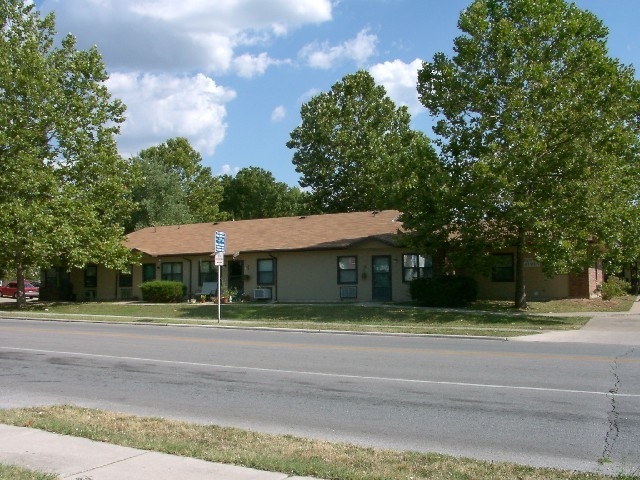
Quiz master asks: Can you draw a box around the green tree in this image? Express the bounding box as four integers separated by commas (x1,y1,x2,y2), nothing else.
0,0,136,306
128,137,223,231
287,70,428,213
220,167,310,220
412,0,640,308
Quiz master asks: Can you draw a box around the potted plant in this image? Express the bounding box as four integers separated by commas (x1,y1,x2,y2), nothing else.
221,286,238,303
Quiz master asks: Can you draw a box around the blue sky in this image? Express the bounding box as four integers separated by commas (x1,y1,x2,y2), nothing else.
35,0,640,186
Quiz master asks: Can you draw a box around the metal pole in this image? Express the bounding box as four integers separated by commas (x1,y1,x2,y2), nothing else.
217,265,221,323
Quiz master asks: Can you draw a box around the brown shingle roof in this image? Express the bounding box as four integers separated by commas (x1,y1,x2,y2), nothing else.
125,210,403,257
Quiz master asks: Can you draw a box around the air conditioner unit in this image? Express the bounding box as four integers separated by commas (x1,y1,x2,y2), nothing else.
84,290,96,301
120,287,132,299
340,286,357,299
253,288,272,300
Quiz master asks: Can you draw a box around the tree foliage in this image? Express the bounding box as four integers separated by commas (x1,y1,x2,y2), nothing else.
408,0,640,308
288,70,431,213
220,167,310,220
128,137,223,231
0,0,136,305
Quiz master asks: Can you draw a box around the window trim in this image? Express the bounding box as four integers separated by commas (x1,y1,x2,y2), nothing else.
118,265,133,288
491,253,514,282
198,260,217,286
337,256,358,285
257,258,275,285
84,265,98,288
161,262,183,282
402,253,433,283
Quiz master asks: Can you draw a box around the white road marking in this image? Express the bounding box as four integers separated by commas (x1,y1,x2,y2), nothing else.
4,346,640,398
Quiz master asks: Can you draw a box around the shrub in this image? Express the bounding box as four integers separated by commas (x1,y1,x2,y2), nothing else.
600,276,630,300
139,280,186,303
410,275,478,307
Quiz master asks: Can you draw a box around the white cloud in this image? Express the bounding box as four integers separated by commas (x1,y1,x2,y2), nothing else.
369,58,425,115
220,164,240,176
300,29,378,69
129,0,332,32
297,88,322,104
106,72,236,157
232,52,289,79
271,105,286,122
40,0,333,74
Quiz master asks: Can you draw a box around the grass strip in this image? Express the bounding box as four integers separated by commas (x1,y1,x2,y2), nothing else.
0,302,596,337
0,405,624,480
0,463,57,480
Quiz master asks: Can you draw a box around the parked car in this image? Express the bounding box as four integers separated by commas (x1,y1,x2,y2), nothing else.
0,281,39,298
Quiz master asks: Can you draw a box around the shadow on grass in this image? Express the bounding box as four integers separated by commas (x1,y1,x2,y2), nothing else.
173,303,578,328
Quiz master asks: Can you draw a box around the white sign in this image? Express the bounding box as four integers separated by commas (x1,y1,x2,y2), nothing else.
214,252,225,266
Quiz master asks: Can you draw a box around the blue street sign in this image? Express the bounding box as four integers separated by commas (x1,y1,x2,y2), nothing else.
215,231,226,253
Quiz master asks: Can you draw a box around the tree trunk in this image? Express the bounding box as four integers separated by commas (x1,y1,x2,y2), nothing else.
514,232,527,309
16,262,26,309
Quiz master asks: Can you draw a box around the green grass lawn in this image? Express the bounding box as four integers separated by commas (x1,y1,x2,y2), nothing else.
1,296,629,336
0,405,629,480
0,463,56,480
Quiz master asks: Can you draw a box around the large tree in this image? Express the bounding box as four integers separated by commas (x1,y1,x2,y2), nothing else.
220,167,310,220
0,0,136,305
288,70,430,213
128,137,224,231
409,0,640,308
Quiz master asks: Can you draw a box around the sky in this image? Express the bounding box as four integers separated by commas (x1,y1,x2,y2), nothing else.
34,0,640,187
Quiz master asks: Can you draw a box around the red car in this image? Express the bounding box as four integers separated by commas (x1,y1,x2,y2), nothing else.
0,281,39,298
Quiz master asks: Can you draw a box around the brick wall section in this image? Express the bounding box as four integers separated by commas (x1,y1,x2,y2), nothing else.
568,264,602,298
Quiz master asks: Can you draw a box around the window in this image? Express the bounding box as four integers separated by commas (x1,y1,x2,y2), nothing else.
161,262,183,282
492,254,514,282
142,264,156,283
402,254,433,282
257,259,275,285
199,261,217,285
84,265,97,288
118,265,133,287
44,268,58,288
337,256,357,284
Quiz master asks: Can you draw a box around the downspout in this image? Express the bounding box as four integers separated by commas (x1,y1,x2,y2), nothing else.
184,258,193,296
269,253,277,302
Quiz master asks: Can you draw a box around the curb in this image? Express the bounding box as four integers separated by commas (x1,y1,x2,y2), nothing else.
0,314,509,341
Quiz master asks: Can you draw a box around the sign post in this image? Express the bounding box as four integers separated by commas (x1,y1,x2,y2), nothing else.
214,231,226,323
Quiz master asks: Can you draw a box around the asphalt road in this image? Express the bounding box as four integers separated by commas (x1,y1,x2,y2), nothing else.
0,318,638,475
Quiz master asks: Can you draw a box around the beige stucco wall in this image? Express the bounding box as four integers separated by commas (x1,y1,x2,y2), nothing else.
69,265,118,301
79,243,417,302
236,242,413,303
474,257,570,300
69,250,585,303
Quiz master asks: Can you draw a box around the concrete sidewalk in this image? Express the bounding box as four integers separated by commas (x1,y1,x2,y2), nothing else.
0,424,318,480
512,296,640,345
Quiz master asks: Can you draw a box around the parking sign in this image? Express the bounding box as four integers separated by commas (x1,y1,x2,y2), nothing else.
215,231,226,253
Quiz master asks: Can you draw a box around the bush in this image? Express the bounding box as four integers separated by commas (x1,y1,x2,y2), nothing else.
600,276,630,300
139,280,186,303
410,276,478,307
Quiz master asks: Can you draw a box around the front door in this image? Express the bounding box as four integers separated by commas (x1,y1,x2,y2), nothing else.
227,260,245,298
372,255,392,302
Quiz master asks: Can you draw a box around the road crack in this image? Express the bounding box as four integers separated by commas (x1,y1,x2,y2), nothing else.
602,348,635,462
